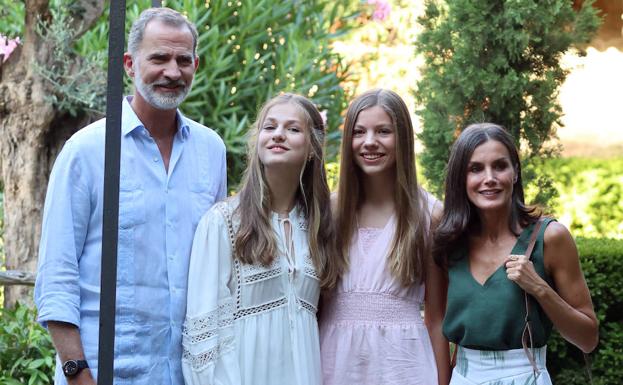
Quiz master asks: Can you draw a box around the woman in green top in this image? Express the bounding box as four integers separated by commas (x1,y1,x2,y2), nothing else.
434,123,598,384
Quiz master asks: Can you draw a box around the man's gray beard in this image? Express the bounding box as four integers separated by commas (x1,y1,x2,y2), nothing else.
134,65,193,110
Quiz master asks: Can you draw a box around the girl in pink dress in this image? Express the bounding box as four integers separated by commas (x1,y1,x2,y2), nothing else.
319,89,450,385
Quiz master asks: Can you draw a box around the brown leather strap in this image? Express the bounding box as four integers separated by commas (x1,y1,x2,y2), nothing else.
524,219,543,263
450,343,458,368
521,218,543,376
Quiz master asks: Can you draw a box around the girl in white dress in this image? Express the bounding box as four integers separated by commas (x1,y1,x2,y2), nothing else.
182,94,335,385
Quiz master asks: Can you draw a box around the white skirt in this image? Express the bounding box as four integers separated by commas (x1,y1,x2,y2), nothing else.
450,346,553,385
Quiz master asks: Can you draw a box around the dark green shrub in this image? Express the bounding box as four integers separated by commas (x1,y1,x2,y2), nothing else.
547,237,623,384
414,0,601,199
0,303,55,385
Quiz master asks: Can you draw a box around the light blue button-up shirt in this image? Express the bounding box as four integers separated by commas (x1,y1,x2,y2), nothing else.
35,97,227,385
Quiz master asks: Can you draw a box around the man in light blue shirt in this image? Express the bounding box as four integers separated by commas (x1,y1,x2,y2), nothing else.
34,7,226,385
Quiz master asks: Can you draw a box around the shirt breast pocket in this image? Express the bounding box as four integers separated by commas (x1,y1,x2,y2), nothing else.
118,189,147,229
190,181,216,226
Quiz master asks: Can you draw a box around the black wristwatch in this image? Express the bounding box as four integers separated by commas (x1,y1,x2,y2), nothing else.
62,359,89,377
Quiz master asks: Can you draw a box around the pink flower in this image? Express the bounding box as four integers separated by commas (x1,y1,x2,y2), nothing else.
320,110,328,127
1,35,21,63
368,0,391,22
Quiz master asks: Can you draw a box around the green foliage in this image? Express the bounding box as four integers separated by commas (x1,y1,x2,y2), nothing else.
0,303,55,385
0,0,108,116
16,0,358,188
167,0,355,187
538,157,623,239
325,161,340,192
548,237,623,384
414,0,601,198
34,5,107,117
1,0,356,186
0,0,23,37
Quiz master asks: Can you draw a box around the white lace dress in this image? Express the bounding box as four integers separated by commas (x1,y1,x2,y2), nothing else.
182,198,322,385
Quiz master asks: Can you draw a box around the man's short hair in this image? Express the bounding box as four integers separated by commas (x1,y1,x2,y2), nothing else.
127,7,198,58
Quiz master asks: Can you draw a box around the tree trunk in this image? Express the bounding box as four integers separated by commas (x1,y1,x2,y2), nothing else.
0,0,105,308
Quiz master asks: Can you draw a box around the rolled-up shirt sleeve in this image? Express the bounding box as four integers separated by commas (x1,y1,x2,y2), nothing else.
35,139,91,328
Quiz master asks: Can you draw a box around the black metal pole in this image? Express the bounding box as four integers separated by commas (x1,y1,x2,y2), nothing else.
98,0,125,383
152,0,161,7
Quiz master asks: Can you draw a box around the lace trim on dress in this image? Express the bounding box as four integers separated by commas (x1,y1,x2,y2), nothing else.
183,300,235,345
182,335,235,371
243,267,282,284
303,256,320,281
234,297,287,320
241,257,281,284
297,297,317,315
295,209,308,231
214,202,243,311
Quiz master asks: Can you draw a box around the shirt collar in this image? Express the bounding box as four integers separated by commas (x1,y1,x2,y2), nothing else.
121,96,190,140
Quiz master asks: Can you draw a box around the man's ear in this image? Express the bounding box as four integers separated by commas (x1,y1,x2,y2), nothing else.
123,52,135,78
193,55,199,71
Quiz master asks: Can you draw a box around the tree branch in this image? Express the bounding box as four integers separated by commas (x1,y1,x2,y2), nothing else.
69,0,107,39
0,270,36,286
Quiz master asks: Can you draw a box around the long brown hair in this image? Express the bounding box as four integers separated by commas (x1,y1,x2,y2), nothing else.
335,89,431,286
433,123,539,268
234,94,336,289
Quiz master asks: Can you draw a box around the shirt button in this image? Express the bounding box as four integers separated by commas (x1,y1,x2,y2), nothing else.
153,157,158,162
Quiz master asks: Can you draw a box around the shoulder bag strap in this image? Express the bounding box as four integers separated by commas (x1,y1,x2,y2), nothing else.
522,218,543,377
522,218,593,384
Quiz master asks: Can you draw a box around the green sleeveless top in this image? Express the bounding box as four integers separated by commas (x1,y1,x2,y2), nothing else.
442,218,555,350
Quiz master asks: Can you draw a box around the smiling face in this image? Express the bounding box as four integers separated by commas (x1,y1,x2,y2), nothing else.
351,105,396,178
125,19,198,110
257,102,310,171
466,139,517,213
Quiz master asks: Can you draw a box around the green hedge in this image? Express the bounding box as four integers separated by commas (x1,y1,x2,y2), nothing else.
539,158,623,239
548,237,623,384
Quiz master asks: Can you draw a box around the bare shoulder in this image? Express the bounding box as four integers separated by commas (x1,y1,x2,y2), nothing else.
543,220,579,270
422,189,443,229
544,220,574,247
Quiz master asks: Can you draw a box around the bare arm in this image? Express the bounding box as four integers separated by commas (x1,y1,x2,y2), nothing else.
424,202,450,385
47,321,96,385
505,222,599,352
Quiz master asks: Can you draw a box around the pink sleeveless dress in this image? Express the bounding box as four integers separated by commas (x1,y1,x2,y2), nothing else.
319,214,438,385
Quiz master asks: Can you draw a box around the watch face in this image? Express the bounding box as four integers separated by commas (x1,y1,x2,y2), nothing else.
63,360,78,376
